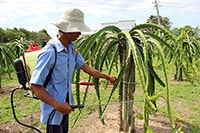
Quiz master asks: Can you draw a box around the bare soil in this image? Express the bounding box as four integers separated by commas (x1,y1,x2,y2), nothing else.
69,104,189,133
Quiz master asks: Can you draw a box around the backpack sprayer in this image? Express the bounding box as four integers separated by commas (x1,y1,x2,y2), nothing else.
11,49,85,132
12,56,42,132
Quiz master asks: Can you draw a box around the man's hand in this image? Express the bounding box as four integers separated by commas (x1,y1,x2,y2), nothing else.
108,76,117,84
55,102,73,115
81,63,117,85
30,84,74,115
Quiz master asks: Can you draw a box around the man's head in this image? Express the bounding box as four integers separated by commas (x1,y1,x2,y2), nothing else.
52,8,91,33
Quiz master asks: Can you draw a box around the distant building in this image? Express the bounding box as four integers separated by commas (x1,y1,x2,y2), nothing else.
101,20,136,30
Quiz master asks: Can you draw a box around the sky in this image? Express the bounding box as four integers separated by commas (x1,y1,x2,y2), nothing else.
0,0,199,37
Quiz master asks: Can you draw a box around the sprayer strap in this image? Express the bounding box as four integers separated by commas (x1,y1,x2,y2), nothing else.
43,44,57,88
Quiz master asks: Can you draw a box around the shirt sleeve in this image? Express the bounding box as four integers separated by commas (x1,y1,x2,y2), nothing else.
30,47,55,86
74,53,85,70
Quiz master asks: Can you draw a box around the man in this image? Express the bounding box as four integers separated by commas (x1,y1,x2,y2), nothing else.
29,8,116,133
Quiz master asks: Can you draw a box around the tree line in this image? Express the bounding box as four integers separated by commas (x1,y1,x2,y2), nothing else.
0,27,51,46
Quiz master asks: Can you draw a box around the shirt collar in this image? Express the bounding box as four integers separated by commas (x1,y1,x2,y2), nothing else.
53,38,65,52
53,38,75,53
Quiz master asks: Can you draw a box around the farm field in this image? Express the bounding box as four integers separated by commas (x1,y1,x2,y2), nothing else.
0,73,200,133
0,23,200,133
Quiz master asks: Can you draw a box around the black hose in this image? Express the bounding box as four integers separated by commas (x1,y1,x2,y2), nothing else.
11,87,42,133
46,109,56,132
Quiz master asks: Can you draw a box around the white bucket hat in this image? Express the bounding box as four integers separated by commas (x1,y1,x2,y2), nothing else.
52,8,91,32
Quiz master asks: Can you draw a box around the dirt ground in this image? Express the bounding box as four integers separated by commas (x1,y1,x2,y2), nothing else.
0,83,189,133
69,104,173,133
0,103,174,133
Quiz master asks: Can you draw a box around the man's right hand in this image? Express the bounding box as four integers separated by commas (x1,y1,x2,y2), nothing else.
30,84,73,115
55,102,73,115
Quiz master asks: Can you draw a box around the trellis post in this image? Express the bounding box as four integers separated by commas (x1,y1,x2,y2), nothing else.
118,36,136,133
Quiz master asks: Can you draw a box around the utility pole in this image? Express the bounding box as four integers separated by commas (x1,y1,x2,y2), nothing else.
153,0,161,25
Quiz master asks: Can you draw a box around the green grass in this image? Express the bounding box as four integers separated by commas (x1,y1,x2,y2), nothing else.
23,50,41,74
169,82,200,132
1,72,18,84
0,90,40,123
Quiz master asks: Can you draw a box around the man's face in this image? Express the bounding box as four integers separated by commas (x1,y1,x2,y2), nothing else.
62,32,81,42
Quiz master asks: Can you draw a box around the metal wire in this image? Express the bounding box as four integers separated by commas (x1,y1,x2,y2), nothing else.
81,99,143,108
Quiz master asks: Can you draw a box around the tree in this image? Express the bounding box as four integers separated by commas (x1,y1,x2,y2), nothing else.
0,27,51,45
147,15,172,29
169,26,200,81
18,28,32,40
3,28,25,43
35,29,51,46
0,27,5,43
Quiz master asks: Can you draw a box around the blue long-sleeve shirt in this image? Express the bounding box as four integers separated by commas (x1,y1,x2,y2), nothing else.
30,37,84,125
